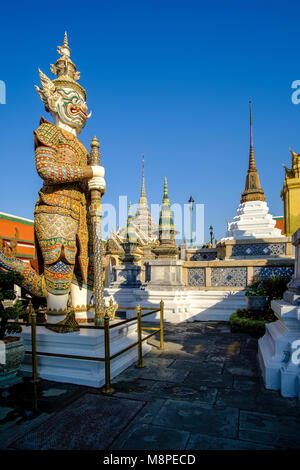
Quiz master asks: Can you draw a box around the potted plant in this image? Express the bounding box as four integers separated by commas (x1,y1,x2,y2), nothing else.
0,270,25,388
245,275,292,313
245,277,268,313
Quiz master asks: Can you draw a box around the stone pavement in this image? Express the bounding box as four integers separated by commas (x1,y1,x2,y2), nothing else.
1,321,300,450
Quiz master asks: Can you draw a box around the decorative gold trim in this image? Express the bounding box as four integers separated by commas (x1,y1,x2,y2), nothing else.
76,318,94,323
72,304,95,313
46,307,69,316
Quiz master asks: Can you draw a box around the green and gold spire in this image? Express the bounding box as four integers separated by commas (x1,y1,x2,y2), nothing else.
125,202,137,243
240,101,265,203
159,177,175,239
120,202,141,265
154,177,178,259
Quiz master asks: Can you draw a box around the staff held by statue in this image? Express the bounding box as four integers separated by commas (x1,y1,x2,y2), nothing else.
89,136,106,325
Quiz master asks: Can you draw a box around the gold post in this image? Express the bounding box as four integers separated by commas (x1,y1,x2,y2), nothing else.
135,305,145,368
160,299,164,350
109,298,113,307
29,301,39,384
101,311,114,394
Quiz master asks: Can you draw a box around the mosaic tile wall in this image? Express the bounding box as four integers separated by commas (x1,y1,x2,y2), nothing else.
231,243,286,257
187,267,206,287
190,251,217,261
253,266,294,279
211,267,247,287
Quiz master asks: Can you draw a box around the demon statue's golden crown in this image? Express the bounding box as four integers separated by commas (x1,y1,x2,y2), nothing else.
35,32,86,111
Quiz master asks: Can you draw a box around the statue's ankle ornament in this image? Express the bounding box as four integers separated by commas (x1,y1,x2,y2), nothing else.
46,308,79,333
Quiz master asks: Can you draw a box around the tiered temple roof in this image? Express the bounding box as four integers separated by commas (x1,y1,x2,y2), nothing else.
116,157,158,246
132,156,158,240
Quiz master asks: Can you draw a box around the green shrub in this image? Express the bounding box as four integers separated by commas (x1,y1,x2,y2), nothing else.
259,275,291,303
230,308,277,338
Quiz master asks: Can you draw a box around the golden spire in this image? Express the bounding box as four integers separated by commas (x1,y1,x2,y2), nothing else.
137,154,148,208
240,101,265,203
159,177,174,234
133,154,158,239
154,176,178,258
163,177,169,202
248,101,256,171
141,155,146,199
128,201,132,218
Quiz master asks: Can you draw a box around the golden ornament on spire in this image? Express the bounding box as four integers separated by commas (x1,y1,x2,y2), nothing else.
140,155,146,199
91,135,100,148
163,176,169,200
248,100,256,172
136,155,149,209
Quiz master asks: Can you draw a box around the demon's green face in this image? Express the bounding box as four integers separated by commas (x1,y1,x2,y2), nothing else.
56,88,90,133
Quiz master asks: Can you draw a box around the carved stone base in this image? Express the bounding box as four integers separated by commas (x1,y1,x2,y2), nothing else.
19,322,151,387
145,259,185,291
105,287,246,322
111,265,142,288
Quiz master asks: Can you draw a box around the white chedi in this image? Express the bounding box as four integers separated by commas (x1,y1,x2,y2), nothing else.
223,200,283,240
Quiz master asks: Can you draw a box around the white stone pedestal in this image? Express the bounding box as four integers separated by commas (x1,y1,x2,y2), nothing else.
146,259,185,291
258,228,300,400
186,290,246,322
105,286,246,323
19,321,151,388
224,200,283,240
136,288,191,323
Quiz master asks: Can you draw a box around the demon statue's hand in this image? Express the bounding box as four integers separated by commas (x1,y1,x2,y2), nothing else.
88,176,106,194
89,165,106,193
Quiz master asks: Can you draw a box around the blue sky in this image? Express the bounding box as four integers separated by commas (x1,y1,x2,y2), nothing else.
0,0,300,242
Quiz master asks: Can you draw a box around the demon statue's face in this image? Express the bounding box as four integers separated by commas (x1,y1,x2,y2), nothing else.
35,33,91,135
55,88,90,133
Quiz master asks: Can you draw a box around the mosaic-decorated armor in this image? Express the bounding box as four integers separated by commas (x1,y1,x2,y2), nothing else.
0,33,109,330
33,118,92,295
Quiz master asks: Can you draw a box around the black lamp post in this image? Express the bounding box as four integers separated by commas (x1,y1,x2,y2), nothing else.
188,196,194,247
209,225,214,246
